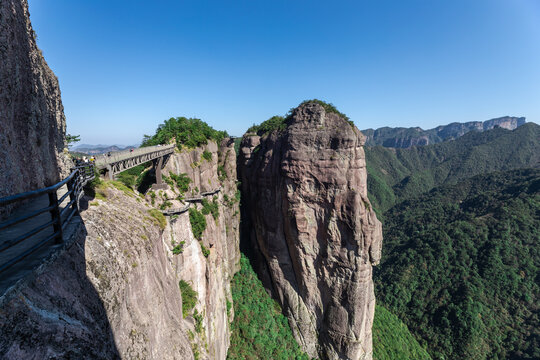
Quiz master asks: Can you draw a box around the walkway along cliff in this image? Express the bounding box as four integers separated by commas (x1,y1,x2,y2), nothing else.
239,102,383,360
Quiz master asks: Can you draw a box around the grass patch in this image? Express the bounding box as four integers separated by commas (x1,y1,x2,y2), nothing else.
147,209,167,230
109,180,134,197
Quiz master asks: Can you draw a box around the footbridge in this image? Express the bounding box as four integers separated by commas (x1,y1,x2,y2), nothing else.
161,187,221,216
94,144,175,189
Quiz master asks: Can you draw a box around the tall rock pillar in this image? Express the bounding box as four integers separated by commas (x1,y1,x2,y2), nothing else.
239,102,383,360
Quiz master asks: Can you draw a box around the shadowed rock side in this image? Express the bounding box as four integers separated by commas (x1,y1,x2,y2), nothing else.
0,0,71,209
239,103,383,360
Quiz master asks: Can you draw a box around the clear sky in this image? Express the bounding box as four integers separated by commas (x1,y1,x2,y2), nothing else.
28,0,540,145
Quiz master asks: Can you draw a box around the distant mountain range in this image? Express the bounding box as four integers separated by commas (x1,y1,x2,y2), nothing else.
362,116,526,148
72,144,136,155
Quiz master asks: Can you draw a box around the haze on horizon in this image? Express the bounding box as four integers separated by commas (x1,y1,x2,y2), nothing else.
28,0,540,145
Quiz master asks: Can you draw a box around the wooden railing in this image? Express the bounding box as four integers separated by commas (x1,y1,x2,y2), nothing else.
0,164,95,273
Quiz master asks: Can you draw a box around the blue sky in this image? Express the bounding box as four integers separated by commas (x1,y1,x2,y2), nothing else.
28,0,540,145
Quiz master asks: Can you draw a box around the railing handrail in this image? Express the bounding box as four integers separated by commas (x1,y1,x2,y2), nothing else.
0,163,95,274
0,170,80,206
94,144,175,168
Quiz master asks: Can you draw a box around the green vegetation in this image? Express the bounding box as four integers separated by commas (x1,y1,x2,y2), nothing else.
373,305,432,360
179,280,198,318
160,200,172,210
201,196,219,220
246,100,352,136
109,180,135,197
189,207,207,240
169,172,192,193
147,209,167,230
234,137,242,155
200,244,210,258
365,123,540,213
66,133,81,147
374,169,540,360
172,241,186,255
193,309,204,334
247,115,287,136
218,165,228,182
227,254,309,360
202,150,212,161
142,117,228,149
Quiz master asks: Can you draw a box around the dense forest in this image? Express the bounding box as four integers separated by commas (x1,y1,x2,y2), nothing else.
374,169,540,359
228,255,310,360
365,123,540,213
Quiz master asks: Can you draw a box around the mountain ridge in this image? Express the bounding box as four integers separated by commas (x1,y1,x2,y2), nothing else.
362,116,527,148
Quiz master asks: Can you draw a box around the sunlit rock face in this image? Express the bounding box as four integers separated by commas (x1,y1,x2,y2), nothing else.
239,102,383,360
0,0,71,211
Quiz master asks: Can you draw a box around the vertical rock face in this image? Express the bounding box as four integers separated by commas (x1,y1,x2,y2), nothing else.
0,0,70,205
239,103,383,360
162,139,241,359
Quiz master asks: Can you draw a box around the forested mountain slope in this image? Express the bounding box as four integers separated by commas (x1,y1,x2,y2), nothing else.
374,169,540,359
365,123,540,212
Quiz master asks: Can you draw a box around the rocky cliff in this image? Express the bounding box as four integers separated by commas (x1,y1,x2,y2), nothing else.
0,0,70,206
0,140,240,359
362,116,526,148
239,102,383,360
160,139,240,359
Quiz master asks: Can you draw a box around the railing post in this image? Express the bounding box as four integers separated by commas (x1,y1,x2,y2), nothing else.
48,191,63,244
67,170,79,215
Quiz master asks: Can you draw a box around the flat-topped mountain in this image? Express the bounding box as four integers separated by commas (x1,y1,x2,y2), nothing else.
362,116,526,148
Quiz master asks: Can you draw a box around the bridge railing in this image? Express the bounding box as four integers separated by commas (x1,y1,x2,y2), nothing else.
94,144,176,169
0,163,95,273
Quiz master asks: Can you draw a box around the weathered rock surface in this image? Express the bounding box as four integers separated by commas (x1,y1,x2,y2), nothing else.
0,0,70,209
162,139,241,359
0,185,192,359
0,140,240,359
239,103,383,360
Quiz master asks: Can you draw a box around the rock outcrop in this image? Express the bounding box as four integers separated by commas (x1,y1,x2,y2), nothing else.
239,102,383,360
0,0,70,208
